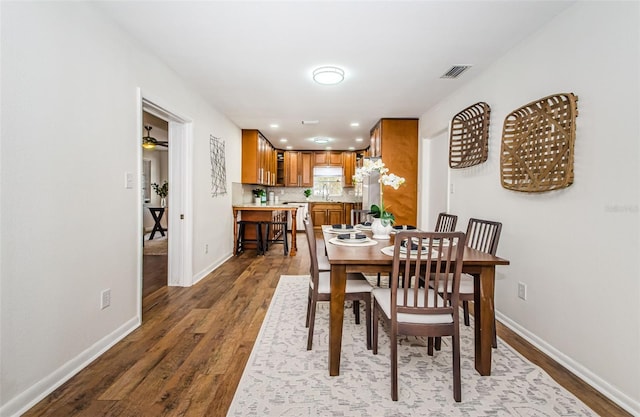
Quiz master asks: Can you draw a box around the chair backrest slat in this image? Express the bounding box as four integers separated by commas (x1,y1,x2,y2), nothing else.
391,231,465,318
435,212,458,232
303,217,319,285
465,218,502,255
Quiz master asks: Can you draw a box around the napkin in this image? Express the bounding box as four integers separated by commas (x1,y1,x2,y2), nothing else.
337,233,366,240
393,225,417,230
401,240,425,251
332,224,354,230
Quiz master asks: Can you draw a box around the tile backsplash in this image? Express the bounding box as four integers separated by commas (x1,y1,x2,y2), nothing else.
233,183,361,205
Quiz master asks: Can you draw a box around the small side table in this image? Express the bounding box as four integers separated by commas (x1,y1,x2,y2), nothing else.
148,207,167,240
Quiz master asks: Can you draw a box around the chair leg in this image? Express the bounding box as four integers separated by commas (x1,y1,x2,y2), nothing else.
452,333,462,402
372,302,379,354
353,300,360,324
463,300,470,326
306,296,317,350
283,223,288,255
427,337,434,356
365,296,372,350
376,273,381,287
305,287,312,328
391,331,398,401
492,317,498,348
434,336,441,351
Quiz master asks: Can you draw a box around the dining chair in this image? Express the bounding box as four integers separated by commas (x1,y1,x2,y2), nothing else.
432,217,502,348
305,213,331,272
372,231,466,401
351,209,372,225
303,217,374,351
434,212,458,232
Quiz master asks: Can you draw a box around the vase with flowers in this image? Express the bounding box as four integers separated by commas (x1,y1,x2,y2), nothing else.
152,180,168,207
353,159,405,239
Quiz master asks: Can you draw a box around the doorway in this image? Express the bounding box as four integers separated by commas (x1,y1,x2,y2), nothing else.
138,94,194,317
142,111,169,298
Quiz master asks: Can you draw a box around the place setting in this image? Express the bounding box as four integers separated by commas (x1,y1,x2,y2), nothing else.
328,230,378,247
381,237,442,258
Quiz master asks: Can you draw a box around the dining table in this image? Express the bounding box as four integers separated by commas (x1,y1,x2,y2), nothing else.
322,226,510,377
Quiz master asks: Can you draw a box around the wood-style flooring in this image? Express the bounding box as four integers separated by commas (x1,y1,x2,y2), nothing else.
23,232,630,417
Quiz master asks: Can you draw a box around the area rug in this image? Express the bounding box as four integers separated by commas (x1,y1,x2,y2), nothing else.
143,234,167,255
227,275,597,417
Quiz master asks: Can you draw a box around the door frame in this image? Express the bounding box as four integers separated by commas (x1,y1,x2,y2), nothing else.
137,89,194,305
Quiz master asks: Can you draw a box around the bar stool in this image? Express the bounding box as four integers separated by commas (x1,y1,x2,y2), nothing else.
236,220,265,255
263,220,289,255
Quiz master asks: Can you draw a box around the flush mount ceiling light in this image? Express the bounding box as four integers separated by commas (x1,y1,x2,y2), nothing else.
313,137,330,144
312,66,345,85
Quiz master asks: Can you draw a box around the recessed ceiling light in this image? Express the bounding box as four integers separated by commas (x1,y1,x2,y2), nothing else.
348,146,355,150
355,137,363,142
270,124,279,128
312,66,345,85
350,122,359,127
325,146,332,150
286,145,293,150
280,138,287,142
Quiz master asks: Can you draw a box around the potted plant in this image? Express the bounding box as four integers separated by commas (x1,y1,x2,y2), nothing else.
252,188,265,205
353,160,405,239
303,189,312,201
151,181,168,207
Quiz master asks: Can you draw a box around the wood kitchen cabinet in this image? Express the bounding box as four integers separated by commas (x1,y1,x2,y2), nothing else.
309,202,344,229
242,129,276,185
314,151,343,166
342,151,356,187
369,118,419,225
285,151,313,187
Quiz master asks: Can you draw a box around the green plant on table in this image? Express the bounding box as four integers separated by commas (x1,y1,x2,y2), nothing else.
151,181,168,198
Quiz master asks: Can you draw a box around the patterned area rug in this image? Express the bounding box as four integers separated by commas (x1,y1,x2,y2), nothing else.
143,234,167,256
227,275,596,417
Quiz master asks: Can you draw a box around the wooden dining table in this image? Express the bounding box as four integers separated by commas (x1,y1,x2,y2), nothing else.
322,227,510,377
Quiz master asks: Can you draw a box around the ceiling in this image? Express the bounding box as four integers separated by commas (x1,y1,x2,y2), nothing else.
97,1,574,151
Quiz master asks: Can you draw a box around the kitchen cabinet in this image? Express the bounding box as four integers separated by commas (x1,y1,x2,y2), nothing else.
309,202,344,229
314,151,343,166
276,150,285,186
342,151,356,187
242,129,276,185
285,151,313,187
369,118,419,225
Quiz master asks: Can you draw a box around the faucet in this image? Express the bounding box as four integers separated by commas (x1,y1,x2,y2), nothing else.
322,184,329,201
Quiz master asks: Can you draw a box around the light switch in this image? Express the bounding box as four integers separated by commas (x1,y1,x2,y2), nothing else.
124,172,133,189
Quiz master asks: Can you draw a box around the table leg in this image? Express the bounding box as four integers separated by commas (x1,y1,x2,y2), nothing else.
329,263,347,376
289,208,298,256
474,265,496,376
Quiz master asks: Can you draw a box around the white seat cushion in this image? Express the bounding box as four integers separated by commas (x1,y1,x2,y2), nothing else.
311,271,373,294
317,254,331,272
431,273,474,294
372,287,453,324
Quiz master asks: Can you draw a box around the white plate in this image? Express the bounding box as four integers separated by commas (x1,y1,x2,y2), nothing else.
355,224,372,230
337,237,370,244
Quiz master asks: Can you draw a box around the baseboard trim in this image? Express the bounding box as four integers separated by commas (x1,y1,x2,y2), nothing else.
191,253,233,286
497,312,639,416
0,316,141,417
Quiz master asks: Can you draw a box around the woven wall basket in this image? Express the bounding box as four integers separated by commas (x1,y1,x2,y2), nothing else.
500,93,578,192
449,102,491,168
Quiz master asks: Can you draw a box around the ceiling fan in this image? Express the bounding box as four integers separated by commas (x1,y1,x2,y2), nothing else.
142,125,168,150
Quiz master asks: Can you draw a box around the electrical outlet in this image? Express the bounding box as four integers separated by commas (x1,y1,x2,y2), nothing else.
205,244,209,254
101,289,111,309
517,282,527,300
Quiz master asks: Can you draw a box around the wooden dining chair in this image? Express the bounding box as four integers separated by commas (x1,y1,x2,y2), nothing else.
434,212,458,232
372,231,466,401
432,217,502,348
303,217,373,351
351,209,372,225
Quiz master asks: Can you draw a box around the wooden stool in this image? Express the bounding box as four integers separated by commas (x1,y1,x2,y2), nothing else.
263,221,288,255
236,220,265,255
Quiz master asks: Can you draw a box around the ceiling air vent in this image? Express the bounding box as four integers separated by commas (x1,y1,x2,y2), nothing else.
440,65,472,79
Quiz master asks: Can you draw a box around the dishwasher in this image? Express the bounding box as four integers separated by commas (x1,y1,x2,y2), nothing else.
286,203,308,231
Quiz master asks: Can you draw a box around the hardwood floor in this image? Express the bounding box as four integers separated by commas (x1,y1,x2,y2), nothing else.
23,232,630,417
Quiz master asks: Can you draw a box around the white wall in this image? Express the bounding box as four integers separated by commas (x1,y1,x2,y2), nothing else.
419,2,639,413
0,2,241,415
